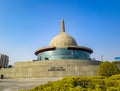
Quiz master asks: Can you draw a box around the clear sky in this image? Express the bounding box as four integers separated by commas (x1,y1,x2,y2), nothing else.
0,0,120,64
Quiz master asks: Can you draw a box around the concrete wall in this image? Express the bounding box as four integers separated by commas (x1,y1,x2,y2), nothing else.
0,60,101,78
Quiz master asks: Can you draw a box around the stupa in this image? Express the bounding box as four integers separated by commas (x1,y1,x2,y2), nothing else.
0,20,101,78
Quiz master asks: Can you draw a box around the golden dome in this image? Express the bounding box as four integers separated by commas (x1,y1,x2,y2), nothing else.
50,20,78,48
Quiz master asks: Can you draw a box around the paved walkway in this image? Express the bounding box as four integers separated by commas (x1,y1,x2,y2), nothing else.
0,77,62,91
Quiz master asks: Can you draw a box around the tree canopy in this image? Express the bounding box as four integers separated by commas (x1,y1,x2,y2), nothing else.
98,61,120,77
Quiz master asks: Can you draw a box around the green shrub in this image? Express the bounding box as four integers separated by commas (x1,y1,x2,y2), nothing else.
107,87,120,91
20,75,120,91
98,61,120,77
109,74,120,80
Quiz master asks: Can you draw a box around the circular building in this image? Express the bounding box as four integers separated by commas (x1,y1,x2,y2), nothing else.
0,20,101,78
35,20,93,61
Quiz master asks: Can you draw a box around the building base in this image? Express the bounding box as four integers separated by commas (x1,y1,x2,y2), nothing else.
0,60,101,78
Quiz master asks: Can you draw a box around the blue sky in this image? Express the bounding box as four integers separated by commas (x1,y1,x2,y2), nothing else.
0,0,120,64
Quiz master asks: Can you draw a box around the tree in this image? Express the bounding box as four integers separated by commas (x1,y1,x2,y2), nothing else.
98,61,120,77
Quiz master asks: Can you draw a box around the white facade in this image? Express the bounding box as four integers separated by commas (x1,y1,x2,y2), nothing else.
0,54,9,68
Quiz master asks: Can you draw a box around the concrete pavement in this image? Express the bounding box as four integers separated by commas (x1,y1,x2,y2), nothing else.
0,77,62,91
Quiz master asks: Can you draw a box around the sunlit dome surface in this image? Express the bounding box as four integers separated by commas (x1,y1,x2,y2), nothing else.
50,32,78,48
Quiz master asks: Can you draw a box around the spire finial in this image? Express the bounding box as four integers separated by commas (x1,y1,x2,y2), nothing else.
60,19,65,33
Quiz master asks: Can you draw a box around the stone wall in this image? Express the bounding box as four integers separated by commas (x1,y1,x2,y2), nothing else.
0,60,101,78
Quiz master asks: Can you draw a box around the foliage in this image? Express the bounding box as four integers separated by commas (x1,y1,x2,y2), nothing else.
20,75,120,91
98,61,120,77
